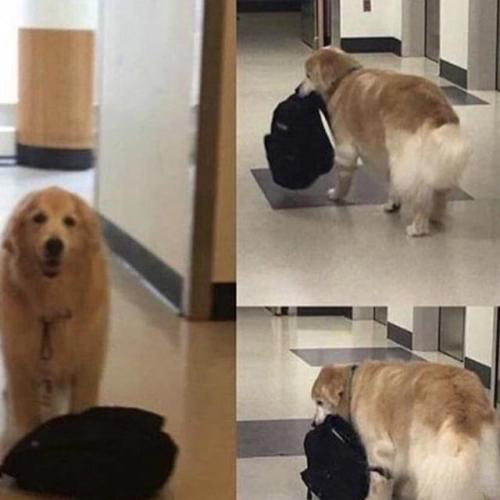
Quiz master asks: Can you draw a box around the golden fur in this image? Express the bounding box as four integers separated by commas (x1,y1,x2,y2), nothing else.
301,48,470,236
312,361,499,499
0,187,109,447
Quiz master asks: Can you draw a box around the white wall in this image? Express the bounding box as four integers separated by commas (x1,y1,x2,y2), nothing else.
97,0,199,277
388,307,414,332
390,0,402,40
341,0,401,39
465,307,496,366
440,0,469,68
0,1,19,103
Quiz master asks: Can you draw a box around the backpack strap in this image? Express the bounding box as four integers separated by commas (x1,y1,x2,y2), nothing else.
346,365,358,423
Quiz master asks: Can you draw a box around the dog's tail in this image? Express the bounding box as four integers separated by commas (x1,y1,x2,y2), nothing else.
413,421,500,500
389,123,470,196
420,123,470,190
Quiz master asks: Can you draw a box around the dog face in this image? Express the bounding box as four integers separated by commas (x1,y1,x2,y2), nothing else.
311,365,351,425
300,47,361,98
3,187,101,279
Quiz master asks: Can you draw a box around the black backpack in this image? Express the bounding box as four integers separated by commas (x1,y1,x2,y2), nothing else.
264,88,335,190
301,415,370,500
0,407,178,500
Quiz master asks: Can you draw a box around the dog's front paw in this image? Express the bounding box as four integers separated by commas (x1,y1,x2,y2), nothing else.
406,222,430,237
327,188,343,201
367,470,393,500
383,200,401,213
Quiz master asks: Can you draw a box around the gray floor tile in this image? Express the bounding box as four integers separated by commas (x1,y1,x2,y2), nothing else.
238,418,311,458
252,167,472,210
291,347,424,366
441,86,489,106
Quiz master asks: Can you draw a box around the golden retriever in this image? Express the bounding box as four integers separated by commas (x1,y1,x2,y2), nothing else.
312,361,500,500
0,187,109,448
300,48,470,236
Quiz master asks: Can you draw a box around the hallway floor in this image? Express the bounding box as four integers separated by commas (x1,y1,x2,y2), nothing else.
0,168,235,500
236,308,458,500
237,13,500,306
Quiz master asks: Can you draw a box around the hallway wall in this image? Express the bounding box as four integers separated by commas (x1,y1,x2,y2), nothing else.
440,0,469,69
97,0,199,284
388,306,413,331
464,307,496,367
341,0,401,39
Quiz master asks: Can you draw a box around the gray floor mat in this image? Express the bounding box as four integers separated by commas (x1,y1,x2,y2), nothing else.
252,168,472,209
238,418,311,458
291,347,424,366
441,85,489,106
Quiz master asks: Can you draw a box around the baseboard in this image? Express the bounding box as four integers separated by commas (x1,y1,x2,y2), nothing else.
237,1,301,12
0,155,16,166
100,216,183,311
387,322,413,349
17,143,94,171
341,37,402,56
297,307,353,318
439,59,468,89
212,282,236,321
464,357,491,389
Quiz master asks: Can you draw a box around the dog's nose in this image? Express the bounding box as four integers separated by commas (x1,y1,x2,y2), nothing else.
45,237,64,258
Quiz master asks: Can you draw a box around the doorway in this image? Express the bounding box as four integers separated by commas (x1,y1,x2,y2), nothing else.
374,307,388,326
438,307,466,361
301,0,331,48
425,0,440,62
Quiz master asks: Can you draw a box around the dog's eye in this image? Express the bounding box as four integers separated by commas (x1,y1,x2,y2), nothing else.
316,400,323,406
63,216,76,228
32,212,47,224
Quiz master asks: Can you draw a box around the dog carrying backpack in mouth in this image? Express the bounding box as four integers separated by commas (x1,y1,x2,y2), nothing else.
264,86,335,190
301,415,370,500
0,406,178,500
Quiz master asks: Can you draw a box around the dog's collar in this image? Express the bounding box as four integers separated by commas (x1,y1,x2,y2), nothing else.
326,66,362,100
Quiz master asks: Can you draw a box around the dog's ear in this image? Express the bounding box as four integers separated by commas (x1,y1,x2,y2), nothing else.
75,196,102,251
2,192,38,255
314,365,349,408
317,49,361,90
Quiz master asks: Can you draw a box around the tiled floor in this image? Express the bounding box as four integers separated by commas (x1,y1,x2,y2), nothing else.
236,308,458,500
0,168,235,500
237,12,500,306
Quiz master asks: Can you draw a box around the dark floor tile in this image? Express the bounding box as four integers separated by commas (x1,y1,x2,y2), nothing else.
252,168,472,210
441,86,489,106
291,347,424,366
238,419,311,458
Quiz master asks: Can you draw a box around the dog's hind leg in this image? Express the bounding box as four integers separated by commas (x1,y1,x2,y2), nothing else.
327,143,358,201
430,189,449,223
384,185,402,213
406,184,434,237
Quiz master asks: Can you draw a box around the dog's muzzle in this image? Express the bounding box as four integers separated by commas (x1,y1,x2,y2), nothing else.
299,78,315,97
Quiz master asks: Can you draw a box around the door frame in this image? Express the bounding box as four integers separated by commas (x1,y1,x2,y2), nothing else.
424,0,440,62
438,307,466,362
187,0,235,320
